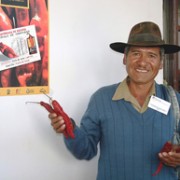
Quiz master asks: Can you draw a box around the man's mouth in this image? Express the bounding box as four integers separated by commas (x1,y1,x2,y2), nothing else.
136,68,148,73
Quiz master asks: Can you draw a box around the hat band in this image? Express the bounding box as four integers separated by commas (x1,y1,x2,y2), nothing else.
128,33,165,45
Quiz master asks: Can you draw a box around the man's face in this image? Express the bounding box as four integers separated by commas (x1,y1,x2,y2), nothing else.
123,46,163,85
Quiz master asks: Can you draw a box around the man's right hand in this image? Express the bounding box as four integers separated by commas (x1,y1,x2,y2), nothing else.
48,113,66,133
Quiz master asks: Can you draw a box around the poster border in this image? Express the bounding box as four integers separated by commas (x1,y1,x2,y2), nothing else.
0,0,29,9
0,0,49,96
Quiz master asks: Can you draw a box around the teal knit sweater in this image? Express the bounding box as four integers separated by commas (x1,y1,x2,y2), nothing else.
65,83,180,180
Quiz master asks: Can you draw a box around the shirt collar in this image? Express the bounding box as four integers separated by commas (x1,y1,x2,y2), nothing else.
112,77,156,101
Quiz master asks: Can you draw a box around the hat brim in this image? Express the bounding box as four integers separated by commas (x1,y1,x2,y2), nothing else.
110,42,180,54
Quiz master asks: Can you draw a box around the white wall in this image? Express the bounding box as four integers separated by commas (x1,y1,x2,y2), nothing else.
0,0,163,180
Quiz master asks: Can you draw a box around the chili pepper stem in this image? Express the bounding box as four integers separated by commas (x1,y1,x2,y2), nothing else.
25,101,40,104
42,92,53,100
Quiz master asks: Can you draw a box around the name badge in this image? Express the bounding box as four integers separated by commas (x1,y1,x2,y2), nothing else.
148,95,171,115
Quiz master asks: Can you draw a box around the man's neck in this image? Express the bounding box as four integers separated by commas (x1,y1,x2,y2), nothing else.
127,80,154,107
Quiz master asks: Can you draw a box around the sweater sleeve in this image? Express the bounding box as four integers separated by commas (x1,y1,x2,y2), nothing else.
64,93,101,160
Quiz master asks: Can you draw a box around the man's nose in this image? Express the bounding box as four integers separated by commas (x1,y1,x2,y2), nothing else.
137,54,148,65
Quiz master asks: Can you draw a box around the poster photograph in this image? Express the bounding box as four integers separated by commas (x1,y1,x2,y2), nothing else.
0,25,41,71
0,0,49,96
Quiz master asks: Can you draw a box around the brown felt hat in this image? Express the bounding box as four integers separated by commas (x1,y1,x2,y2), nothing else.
110,21,180,54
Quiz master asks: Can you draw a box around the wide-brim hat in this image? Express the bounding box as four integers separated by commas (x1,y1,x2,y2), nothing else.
110,21,180,54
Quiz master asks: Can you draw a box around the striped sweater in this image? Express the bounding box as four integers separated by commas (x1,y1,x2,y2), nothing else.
65,83,180,180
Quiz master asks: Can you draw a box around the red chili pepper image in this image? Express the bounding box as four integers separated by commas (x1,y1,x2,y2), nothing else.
15,8,30,27
152,141,180,176
0,42,18,58
26,94,75,139
0,7,13,31
30,0,48,38
0,7,15,88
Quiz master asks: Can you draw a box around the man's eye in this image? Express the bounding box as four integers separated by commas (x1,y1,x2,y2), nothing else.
132,52,140,56
149,54,156,58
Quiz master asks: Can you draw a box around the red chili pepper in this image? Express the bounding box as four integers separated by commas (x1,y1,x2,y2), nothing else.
40,101,54,113
26,96,75,139
40,102,71,137
50,100,68,138
152,141,180,176
52,100,75,139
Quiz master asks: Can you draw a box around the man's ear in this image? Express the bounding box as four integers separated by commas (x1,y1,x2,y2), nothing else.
123,55,127,65
159,61,163,69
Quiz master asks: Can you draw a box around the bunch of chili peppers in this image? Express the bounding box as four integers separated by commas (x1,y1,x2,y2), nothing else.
152,141,180,176
26,94,75,139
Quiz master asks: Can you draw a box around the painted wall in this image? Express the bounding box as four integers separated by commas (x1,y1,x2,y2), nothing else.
0,0,163,179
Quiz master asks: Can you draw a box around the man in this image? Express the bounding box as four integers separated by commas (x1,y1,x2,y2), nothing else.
49,21,180,179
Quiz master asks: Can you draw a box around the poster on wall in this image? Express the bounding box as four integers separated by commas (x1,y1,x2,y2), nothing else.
0,0,49,96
